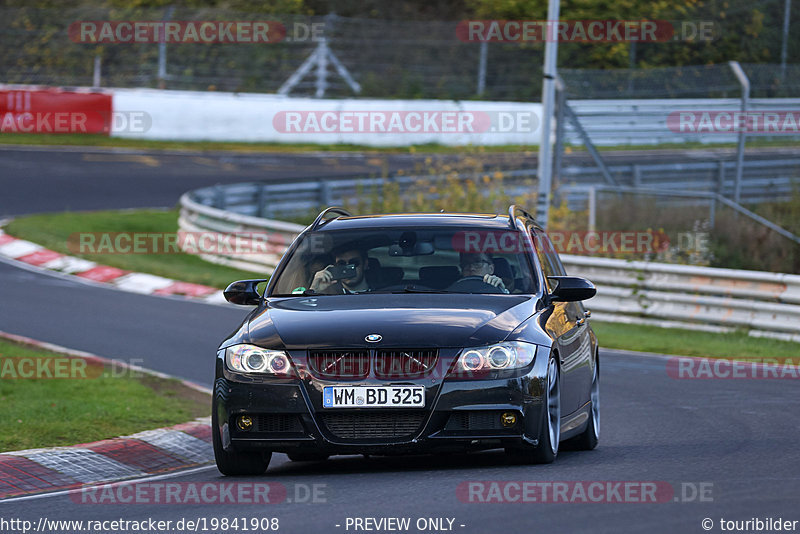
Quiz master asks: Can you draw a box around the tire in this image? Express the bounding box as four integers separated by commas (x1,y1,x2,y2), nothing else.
287,451,330,462
506,355,561,464
570,355,599,451
212,404,271,476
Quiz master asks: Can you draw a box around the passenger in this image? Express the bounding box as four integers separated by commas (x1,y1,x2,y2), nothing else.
310,248,372,294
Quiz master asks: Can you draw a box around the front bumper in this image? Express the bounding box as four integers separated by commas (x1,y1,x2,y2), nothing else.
213,347,549,455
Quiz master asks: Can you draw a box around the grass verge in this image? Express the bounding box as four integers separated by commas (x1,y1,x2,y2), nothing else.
0,338,209,452
593,320,799,362
0,133,533,154
2,132,799,154
4,209,264,289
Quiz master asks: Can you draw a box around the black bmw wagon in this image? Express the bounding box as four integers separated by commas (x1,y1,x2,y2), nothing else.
213,206,599,475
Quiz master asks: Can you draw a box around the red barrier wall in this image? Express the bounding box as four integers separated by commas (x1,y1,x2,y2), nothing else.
0,88,113,135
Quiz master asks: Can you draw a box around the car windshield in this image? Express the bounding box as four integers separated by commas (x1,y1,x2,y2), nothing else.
270,226,538,296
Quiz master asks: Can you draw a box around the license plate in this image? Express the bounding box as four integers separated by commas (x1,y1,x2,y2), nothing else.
323,386,425,408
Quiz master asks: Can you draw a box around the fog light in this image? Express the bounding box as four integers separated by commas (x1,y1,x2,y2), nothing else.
501,412,517,427
237,415,253,431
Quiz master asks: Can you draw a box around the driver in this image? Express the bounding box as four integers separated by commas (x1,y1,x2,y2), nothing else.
309,247,372,294
459,252,509,293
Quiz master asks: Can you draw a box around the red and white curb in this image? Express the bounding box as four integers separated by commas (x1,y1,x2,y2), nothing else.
0,419,213,500
0,331,214,500
0,227,226,305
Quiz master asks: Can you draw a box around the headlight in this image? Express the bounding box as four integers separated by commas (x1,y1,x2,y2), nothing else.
451,342,537,376
225,344,294,376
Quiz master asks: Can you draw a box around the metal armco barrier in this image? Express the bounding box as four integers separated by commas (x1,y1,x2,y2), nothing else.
178,192,304,273
179,191,800,340
184,157,800,222
560,255,800,339
184,173,538,220
564,98,800,146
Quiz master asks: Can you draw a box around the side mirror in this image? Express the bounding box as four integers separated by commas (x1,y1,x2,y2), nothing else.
547,276,596,303
224,279,269,305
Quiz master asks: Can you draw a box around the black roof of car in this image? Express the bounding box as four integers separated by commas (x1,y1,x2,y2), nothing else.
313,212,519,231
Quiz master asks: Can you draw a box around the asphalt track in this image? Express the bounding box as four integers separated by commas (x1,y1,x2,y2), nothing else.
1,145,799,533
2,144,797,216
1,268,799,533
0,145,429,216
1,245,799,534
0,258,239,385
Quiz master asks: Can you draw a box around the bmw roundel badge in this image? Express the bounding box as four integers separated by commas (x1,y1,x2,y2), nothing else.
365,333,382,343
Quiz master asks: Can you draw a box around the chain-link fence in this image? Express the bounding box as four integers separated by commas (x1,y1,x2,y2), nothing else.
2,5,800,100
0,8,541,99
560,64,743,99
560,63,800,99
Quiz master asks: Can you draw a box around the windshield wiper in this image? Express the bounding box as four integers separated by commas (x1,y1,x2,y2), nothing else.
393,285,450,293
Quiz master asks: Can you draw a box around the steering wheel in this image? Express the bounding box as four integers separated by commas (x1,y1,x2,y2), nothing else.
446,276,504,294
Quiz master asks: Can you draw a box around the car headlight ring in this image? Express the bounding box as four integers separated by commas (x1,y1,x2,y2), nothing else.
225,344,294,376
452,341,537,375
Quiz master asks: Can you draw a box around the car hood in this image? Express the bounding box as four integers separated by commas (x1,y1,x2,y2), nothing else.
248,293,535,349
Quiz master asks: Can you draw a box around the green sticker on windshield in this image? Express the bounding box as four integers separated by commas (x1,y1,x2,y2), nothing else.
292,286,307,294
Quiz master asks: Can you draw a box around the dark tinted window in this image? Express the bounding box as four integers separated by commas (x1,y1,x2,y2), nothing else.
270,226,538,296
532,228,567,291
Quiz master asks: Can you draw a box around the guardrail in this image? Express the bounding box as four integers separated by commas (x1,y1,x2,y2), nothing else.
561,255,800,341
184,158,800,221
179,190,800,341
178,192,305,272
565,98,800,146
185,171,539,220
558,158,800,205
